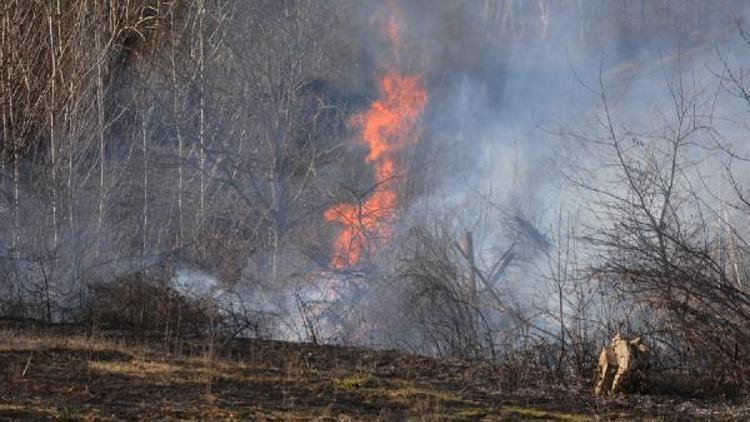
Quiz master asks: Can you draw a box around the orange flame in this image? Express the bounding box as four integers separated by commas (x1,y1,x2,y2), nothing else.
324,0,427,270
325,73,427,269
378,0,403,49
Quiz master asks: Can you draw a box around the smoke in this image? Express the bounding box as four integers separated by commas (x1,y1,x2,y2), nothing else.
5,0,750,352
308,0,750,349
174,266,219,297
223,0,750,347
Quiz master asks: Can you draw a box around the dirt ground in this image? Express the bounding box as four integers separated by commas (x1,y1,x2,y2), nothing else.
0,322,747,421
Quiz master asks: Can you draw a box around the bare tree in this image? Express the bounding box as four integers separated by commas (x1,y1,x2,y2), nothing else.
561,65,750,383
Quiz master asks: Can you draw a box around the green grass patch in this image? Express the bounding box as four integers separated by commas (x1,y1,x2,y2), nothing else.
333,373,376,390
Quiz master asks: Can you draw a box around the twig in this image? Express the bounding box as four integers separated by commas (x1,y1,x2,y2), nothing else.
21,351,33,378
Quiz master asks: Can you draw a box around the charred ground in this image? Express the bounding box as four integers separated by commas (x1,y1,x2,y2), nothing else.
0,322,746,421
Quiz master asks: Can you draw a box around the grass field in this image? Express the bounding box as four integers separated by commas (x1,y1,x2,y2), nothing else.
0,322,745,420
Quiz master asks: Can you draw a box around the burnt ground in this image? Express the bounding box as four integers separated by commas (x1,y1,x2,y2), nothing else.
0,322,747,421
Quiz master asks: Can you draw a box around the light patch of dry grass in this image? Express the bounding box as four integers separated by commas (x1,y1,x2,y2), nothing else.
0,328,144,358
382,384,471,406
89,359,180,377
182,355,251,372
501,406,593,421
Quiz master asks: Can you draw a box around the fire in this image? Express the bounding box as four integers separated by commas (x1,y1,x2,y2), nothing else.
379,0,404,49
324,73,427,268
324,2,428,269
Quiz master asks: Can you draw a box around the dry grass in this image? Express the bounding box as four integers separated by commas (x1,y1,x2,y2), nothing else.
88,359,181,377
0,323,747,420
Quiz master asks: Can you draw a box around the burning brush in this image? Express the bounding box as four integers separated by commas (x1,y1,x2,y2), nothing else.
324,1,428,270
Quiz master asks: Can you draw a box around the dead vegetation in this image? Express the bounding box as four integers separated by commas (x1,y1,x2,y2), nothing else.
0,322,748,421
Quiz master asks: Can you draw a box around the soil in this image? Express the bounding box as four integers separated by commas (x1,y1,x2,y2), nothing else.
0,322,746,421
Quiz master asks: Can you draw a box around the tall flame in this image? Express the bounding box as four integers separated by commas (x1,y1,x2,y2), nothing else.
324,2,428,269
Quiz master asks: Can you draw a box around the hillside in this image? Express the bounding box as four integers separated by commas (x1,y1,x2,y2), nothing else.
0,323,745,421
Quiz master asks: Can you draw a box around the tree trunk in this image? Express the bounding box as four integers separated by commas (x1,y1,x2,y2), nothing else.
198,0,206,228
95,1,106,252
48,6,58,248
170,9,184,248
462,231,479,354
142,111,149,254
